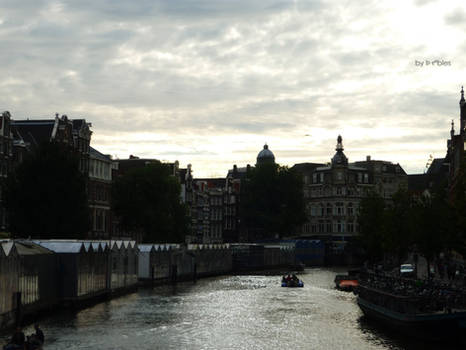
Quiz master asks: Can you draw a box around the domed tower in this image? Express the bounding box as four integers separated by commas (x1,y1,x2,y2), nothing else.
256,144,275,165
331,135,348,167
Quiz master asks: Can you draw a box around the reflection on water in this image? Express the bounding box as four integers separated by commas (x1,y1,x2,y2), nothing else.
1,268,462,349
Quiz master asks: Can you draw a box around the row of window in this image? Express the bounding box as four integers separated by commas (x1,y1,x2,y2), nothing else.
307,172,370,184
309,202,356,216
93,208,107,232
89,159,111,180
308,186,371,198
303,221,358,234
209,224,222,238
90,184,109,202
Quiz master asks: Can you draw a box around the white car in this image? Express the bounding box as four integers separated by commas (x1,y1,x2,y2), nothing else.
400,264,415,275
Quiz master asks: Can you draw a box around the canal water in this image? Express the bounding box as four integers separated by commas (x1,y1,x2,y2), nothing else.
1,268,462,349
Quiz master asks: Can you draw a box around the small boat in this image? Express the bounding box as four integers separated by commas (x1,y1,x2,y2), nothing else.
335,268,360,291
281,276,304,288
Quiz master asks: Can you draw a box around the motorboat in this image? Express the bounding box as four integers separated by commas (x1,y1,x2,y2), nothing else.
281,276,304,288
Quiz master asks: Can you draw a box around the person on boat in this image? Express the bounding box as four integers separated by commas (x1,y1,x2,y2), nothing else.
33,324,44,345
292,274,299,282
26,334,42,350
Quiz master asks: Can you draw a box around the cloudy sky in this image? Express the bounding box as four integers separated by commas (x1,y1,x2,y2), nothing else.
1,0,465,177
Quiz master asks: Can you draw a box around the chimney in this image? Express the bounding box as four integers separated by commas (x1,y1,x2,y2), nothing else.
366,155,371,161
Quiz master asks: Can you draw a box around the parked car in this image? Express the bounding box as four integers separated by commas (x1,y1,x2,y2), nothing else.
400,263,415,277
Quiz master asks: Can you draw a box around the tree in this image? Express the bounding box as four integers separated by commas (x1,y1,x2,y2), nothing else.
412,188,456,276
357,191,386,263
240,163,306,240
4,142,90,238
451,160,466,256
383,189,415,264
112,161,189,243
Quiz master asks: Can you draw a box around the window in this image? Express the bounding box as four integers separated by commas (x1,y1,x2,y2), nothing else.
347,203,354,215
364,173,369,183
318,221,325,233
357,173,362,183
348,222,354,233
320,173,324,183
337,171,343,180
335,221,344,233
312,173,317,183
326,220,332,233
326,203,332,215
336,202,344,215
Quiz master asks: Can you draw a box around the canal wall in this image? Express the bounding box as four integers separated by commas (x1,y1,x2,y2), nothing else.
137,243,232,283
0,239,140,329
230,243,296,271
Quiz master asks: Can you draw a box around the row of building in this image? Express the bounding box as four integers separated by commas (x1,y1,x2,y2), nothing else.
185,87,466,250
0,113,193,241
1,87,464,247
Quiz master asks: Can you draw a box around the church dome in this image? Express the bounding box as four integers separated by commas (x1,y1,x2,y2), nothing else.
257,144,275,164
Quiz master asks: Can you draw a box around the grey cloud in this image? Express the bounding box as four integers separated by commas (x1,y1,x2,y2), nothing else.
445,8,466,26
414,0,438,6
0,0,463,176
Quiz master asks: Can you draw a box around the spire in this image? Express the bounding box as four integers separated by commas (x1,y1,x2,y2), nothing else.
451,119,455,138
461,86,466,136
331,135,348,167
336,135,343,151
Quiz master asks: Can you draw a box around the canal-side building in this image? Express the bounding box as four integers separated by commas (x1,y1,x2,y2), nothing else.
0,112,14,230
223,144,279,242
224,166,245,243
293,136,407,250
407,87,466,197
71,119,92,175
448,87,466,195
191,178,225,244
88,147,114,239
11,114,92,173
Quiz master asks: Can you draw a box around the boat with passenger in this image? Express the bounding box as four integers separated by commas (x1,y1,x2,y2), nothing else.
357,272,466,341
281,274,304,288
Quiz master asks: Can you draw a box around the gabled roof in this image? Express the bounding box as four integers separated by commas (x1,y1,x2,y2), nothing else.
138,244,155,253
34,241,85,253
426,158,447,175
90,147,112,162
12,119,56,148
15,241,54,255
291,163,325,173
1,241,15,256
